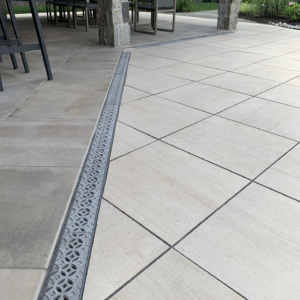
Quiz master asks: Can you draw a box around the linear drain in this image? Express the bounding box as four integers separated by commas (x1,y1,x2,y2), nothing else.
39,52,130,300
132,31,233,48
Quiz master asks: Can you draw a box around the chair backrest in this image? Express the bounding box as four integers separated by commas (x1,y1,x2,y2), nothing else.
158,0,175,8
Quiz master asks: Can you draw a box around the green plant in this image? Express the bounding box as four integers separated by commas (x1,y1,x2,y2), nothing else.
284,2,300,20
176,0,194,11
255,0,289,17
240,2,259,14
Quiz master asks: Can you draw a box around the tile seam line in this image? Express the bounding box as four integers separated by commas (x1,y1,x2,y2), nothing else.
104,182,253,300
37,51,130,300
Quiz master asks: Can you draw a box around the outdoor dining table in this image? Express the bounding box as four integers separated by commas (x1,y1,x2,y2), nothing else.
0,0,52,91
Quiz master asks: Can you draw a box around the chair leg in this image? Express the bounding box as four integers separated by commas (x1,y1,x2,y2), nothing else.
54,5,58,25
28,0,53,81
49,4,53,23
0,73,3,92
134,7,137,31
67,5,71,27
73,7,77,28
85,7,89,31
154,10,157,35
0,5,18,70
46,2,50,22
172,11,175,32
6,0,29,73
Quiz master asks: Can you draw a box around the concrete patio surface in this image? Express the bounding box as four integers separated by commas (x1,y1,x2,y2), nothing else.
1,9,300,300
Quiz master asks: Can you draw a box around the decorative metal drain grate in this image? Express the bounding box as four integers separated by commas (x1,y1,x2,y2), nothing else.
39,52,130,300
132,31,233,49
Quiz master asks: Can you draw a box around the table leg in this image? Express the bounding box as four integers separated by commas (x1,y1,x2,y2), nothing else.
28,0,53,80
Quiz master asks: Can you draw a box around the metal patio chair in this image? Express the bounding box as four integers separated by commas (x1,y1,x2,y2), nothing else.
0,0,52,92
134,0,176,34
73,0,97,31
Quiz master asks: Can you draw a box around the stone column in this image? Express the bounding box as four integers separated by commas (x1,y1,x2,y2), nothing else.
0,0,7,20
98,0,130,47
217,0,240,30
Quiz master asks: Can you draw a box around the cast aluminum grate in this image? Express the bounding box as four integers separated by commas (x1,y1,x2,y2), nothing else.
39,52,130,300
132,31,233,48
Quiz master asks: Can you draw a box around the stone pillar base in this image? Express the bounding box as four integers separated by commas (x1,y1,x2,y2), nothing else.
217,0,240,30
98,0,130,47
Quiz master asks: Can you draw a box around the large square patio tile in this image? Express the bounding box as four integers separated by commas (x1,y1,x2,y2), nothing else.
118,95,209,138
159,82,250,114
83,200,167,300
10,86,106,120
163,117,295,179
287,76,300,87
0,269,45,300
110,122,156,160
190,56,253,71
121,86,150,104
218,51,271,63
129,55,179,70
104,141,249,244
112,250,243,300
151,48,206,62
219,97,300,141
258,84,300,108
234,64,300,83
202,72,278,95
0,166,79,267
157,63,224,81
0,118,95,167
259,57,300,72
176,184,300,300
256,145,300,200
125,70,192,94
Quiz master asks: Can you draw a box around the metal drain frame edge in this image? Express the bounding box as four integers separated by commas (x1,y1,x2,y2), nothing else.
38,52,131,300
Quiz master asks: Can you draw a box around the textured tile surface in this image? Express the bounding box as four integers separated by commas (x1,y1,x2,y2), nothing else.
176,184,300,300
256,145,300,200
0,166,79,267
220,97,300,141
202,72,278,95
0,269,45,300
112,250,243,300
104,142,249,244
118,95,210,138
111,122,155,160
83,200,167,300
159,82,250,113
163,117,295,178
125,70,192,94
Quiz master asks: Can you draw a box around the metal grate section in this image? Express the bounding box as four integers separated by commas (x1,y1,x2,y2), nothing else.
132,31,233,48
39,52,130,300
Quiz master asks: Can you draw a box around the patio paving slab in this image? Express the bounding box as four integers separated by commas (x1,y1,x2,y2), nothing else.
259,57,300,71
176,183,300,300
163,116,296,179
0,166,79,268
129,55,180,70
234,64,300,83
158,82,250,114
125,70,192,94
0,269,45,300
83,200,167,300
219,97,300,141
112,250,243,300
201,72,278,95
121,86,150,104
118,95,210,138
217,50,271,63
258,84,300,108
110,122,155,160
10,87,106,120
256,145,300,201
104,141,249,244
190,56,253,71
156,63,225,81
0,118,95,167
